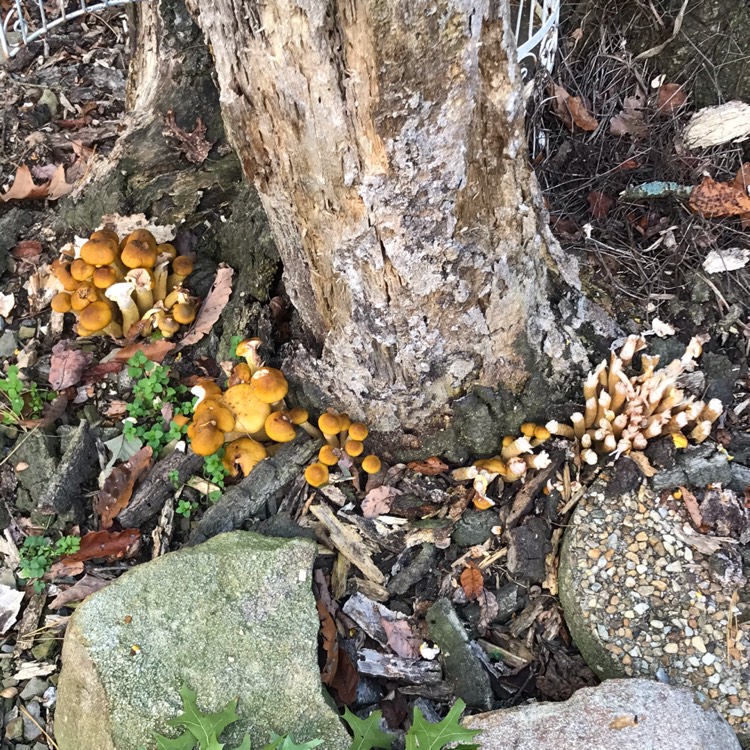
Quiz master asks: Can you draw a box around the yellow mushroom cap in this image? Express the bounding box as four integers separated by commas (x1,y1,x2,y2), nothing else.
304,462,329,488
235,338,261,358
187,420,224,456
92,266,118,289
533,425,551,441
223,384,271,434
265,411,296,442
338,413,352,432
70,283,99,311
191,379,223,403
159,317,180,336
289,407,309,425
344,439,364,457
52,260,79,292
361,455,382,474
474,457,506,474
172,256,194,277
156,243,178,261
222,437,267,477
194,399,235,433
79,300,112,332
250,367,288,404
70,258,95,282
80,239,117,267
318,413,341,435
318,445,339,466
502,435,515,447
348,422,368,441
90,229,120,245
172,302,197,325
121,240,158,269
520,422,537,438
228,362,252,386
123,229,157,250
50,292,72,313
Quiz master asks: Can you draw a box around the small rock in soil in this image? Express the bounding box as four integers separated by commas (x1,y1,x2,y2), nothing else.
506,517,550,584
13,431,58,508
0,332,16,359
19,678,48,701
388,544,437,596
426,598,493,710
452,509,497,547
22,701,42,741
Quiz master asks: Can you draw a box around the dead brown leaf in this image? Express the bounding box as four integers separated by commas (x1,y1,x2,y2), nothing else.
381,618,420,658
164,110,214,164
112,340,176,363
82,361,124,385
48,341,94,391
95,447,153,528
61,529,141,564
678,486,704,529
587,191,615,218
49,574,110,609
1,165,50,202
610,90,648,139
656,83,687,115
689,176,750,218
317,599,339,685
477,589,499,635
551,84,598,132
406,456,448,476
175,264,234,350
11,241,43,261
610,715,639,730
460,561,484,602
47,165,73,200
361,485,401,519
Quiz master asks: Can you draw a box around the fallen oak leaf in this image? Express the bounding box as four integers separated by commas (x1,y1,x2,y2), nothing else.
551,84,598,132
689,175,750,218
48,341,94,390
46,164,73,200
112,340,176,363
406,456,448,476
381,618,421,658
60,529,141,564
1,165,49,202
656,83,687,115
361,485,402,519
95,446,153,528
460,561,484,602
49,574,110,609
587,190,615,218
175,264,234,350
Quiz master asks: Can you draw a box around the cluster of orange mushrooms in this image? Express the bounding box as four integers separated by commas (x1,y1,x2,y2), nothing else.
50,228,195,338
187,339,381,486
454,334,723,509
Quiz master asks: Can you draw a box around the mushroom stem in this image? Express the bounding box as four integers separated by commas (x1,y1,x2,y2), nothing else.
105,282,139,336
500,436,532,460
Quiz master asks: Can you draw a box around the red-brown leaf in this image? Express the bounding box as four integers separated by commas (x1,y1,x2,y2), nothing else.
61,529,141,564
112,340,176,363
656,83,687,115
587,191,615,218
689,176,750,218
48,341,94,391
95,447,153,528
551,84,598,132
460,562,484,601
82,361,125,385
406,456,449,476
49,574,111,608
11,241,43,261
163,110,214,164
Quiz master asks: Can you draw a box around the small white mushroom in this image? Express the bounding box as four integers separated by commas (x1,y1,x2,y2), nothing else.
105,281,139,335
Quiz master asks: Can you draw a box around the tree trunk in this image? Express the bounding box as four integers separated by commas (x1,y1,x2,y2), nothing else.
186,0,613,453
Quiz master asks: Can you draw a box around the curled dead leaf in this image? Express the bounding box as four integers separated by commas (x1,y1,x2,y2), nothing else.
551,84,599,132
460,562,484,602
656,83,687,115
95,446,153,528
406,456,448,476
689,176,750,218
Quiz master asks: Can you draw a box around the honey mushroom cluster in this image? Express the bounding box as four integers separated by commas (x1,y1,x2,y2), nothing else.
452,425,552,508
187,340,289,476
545,334,723,465
303,410,382,488
50,228,196,339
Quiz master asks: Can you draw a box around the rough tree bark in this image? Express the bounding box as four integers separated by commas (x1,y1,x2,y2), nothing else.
185,0,616,455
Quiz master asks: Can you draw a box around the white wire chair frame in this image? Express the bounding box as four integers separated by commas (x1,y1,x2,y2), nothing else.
1,0,136,58
2,0,560,68
513,0,560,78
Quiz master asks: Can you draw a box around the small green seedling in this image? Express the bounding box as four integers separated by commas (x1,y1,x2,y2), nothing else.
124,353,194,455
176,497,199,519
0,366,51,425
19,535,80,592
168,469,181,490
202,451,228,503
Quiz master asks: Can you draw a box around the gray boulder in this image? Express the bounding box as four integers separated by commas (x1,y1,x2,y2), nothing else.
463,678,741,749
55,531,350,750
